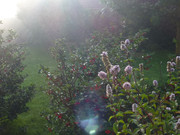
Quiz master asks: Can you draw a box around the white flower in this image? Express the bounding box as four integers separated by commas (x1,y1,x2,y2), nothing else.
171,62,176,67
106,84,113,97
153,80,158,87
101,51,108,57
170,93,175,101
48,72,51,76
152,91,156,94
166,107,171,111
132,103,138,112
53,76,57,79
120,44,127,50
125,39,130,45
139,63,143,72
167,61,171,72
178,119,180,123
175,119,180,130
167,61,171,66
176,56,180,64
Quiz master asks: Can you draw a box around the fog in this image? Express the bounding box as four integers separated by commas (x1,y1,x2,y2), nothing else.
0,0,121,48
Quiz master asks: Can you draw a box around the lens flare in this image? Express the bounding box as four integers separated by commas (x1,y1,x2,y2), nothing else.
79,115,99,134
74,90,107,134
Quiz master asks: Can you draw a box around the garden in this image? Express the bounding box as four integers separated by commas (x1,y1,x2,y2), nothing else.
0,0,180,135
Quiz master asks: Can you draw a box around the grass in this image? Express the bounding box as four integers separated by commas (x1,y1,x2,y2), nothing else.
143,50,174,85
3,45,57,135
2,45,174,135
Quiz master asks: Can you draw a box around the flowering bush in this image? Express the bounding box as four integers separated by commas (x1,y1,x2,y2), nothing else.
0,23,34,131
41,38,112,134
41,29,150,134
87,29,148,73
98,40,180,134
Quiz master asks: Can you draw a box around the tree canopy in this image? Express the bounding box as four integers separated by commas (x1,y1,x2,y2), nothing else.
101,0,180,54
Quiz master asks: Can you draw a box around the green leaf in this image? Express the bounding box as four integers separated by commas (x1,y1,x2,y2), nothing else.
118,120,125,124
146,127,151,135
142,103,148,108
118,93,124,96
156,122,164,126
133,128,140,134
141,94,148,100
175,86,180,91
124,110,134,115
124,59,134,63
137,108,143,115
109,115,115,121
116,112,123,117
115,85,119,90
175,91,180,94
132,119,139,125
173,38,177,44
113,123,118,133
122,124,127,130
150,99,156,103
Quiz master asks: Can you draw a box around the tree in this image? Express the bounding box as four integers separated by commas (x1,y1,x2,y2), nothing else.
17,0,94,46
101,0,180,55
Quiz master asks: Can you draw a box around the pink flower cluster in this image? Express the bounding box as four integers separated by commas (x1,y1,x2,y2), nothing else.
125,39,130,45
124,65,133,75
120,39,130,51
101,51,108,57
98,71,107,80
123,82,131,90
167,61,175,72
153,80,158,87
110,65,120,76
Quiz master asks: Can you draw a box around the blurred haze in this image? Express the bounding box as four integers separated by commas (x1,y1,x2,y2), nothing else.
0,0,122,47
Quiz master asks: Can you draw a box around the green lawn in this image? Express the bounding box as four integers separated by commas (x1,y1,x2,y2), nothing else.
143,50,174,85
3,45,57,135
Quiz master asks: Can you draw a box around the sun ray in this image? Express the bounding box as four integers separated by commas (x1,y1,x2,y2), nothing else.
0,0,19,19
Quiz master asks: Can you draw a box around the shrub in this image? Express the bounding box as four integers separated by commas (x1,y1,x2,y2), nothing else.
0,23,34,131
41,29,148,134
41,38,112,134
98,39,180,134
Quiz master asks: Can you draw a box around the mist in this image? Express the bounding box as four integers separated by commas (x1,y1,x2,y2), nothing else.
1,0,121,48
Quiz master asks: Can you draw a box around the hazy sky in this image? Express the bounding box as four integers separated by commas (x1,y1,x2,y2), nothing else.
0,0,102,20
0,0,20,19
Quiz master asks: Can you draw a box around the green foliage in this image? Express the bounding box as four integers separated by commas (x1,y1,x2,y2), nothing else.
97,36,180,134
40,38,112,134
0,24,35,132
41,29,149,134
101,0,179,52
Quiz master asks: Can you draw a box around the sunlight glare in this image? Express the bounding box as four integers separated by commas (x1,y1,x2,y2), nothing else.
0,0,20,19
